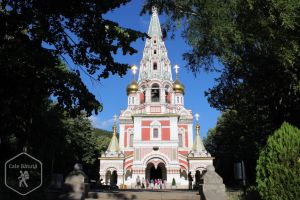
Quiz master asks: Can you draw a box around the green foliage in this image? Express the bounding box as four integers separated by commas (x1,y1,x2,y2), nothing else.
0,0,146,151
204,110,268,183
172,177,176,186
93,128,113,154
256,122,300,200
144,0,300,126
1,0,146,79
145,0,300,184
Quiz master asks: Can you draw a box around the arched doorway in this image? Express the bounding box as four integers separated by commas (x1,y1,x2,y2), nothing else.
195,168,207,185
195,170,201,184
105,169,118,186
145,162,167,181
111,170,118,186
105,170,111,185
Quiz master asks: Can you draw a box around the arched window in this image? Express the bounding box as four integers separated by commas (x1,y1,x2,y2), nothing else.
129,133,134,147
153,128,159,138
154,39,156,44
153,62,157,70
178,133,183,147
151,121,161,140
151,83,160,102
154,50,157,54
165,85,170,103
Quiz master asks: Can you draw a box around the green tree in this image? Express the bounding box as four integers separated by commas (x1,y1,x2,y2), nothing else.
143,0,300,126
0,0,146,151
93,128,114,153
256,122,300,200
204,110,263,184
144,0,300,184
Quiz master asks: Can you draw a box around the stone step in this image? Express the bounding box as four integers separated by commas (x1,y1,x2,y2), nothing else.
86,190,200,200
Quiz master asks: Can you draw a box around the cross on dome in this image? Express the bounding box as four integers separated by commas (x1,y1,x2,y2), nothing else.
195,113,200,122
174,64,179,74
131,65,138,74
174,64,179,79
113,114,117,124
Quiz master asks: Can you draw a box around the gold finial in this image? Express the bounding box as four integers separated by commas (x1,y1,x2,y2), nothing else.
131,65,138,80
113,114,117,136
174,64,179,80
195,113,200,135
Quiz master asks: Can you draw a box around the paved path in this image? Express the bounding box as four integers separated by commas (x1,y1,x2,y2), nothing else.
86,189,200,200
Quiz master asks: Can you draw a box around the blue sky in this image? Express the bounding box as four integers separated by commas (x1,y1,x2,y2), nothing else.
84,1,221,138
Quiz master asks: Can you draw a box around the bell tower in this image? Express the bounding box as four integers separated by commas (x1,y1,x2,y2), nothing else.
138,6,172,82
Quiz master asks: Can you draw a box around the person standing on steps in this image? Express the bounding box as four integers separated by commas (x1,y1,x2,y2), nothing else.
188,172,193,190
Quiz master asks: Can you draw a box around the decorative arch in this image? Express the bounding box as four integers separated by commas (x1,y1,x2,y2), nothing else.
122,110,133,117
104,167,119,185
104,167,118,173
195,166,207,173
145,161,167,181
142,153,170,168
162,80,173,88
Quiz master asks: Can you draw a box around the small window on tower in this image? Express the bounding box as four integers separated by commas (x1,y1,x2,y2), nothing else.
154,50,157,54
178,133,183,147
153,128,159,138
129,134,133,147
154,40,156,44
153,62,157,70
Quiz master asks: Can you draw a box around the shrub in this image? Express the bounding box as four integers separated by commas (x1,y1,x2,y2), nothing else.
172,178,176,186
256,122,300,200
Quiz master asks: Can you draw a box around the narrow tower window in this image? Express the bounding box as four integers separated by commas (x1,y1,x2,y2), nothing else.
153,128,159,138
153,62,157,70
178,133,183,147
154,40,156,44
154,50,157,54
129,133,134,147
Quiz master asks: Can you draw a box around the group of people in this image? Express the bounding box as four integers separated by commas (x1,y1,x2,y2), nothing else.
134,172,197,190
136,176,167,189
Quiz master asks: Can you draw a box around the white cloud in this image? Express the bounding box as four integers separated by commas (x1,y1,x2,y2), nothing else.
89,116,114,131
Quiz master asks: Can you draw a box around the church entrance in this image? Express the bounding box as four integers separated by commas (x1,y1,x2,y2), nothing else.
145,162,167,181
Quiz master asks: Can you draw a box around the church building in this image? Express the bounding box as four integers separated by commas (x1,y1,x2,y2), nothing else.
99,7,213,189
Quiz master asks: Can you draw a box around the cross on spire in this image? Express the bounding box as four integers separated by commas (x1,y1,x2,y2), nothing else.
152,6,157,15
174,64,179,79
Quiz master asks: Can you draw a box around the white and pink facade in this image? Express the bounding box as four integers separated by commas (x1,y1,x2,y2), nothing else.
99,7,213,189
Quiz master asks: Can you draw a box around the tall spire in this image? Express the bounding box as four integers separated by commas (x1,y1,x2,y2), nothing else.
148,6,163,37
138,6,172,82
107,114,120,153
192,113,206,153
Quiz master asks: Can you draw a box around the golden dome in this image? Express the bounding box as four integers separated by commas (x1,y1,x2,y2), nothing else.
173,79,185,94
126,80,139,95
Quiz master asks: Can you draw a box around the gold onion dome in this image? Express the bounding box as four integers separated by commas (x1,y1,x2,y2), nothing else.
173,79,185,94
126,80,139,95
